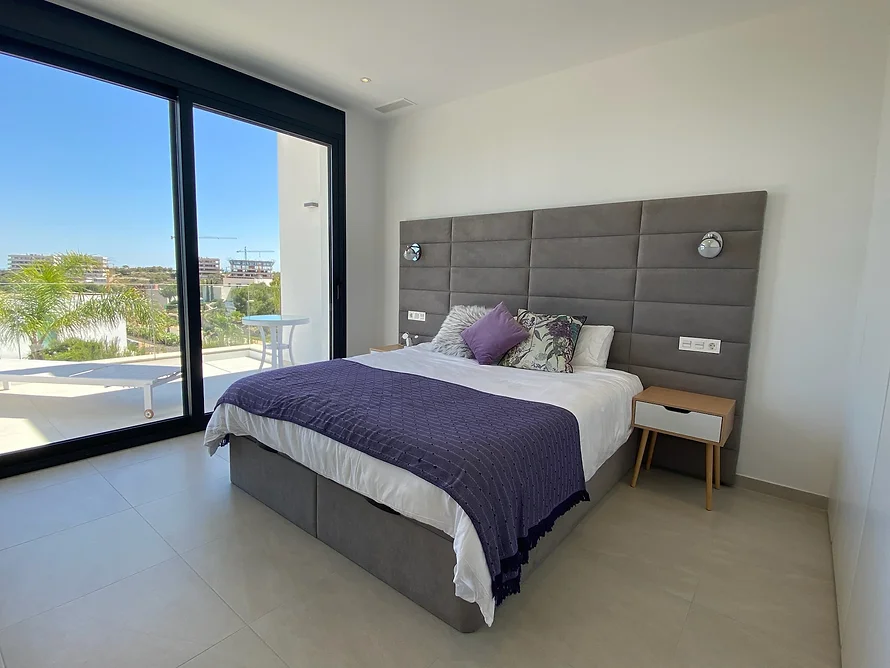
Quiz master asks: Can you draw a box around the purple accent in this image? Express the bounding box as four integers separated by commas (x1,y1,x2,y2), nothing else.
217,359,588,605
460,302,529,365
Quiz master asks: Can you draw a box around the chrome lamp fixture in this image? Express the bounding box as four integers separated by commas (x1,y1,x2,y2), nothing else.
698,232,723,259
403,243,422,262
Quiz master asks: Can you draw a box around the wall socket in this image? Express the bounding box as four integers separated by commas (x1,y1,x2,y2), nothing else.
407,311,426,322
679,336,721,354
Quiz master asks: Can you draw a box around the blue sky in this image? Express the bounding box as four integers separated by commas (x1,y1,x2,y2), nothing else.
0,53,281,272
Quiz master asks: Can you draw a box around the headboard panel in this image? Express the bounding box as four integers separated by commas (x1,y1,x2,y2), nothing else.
399,191,767,483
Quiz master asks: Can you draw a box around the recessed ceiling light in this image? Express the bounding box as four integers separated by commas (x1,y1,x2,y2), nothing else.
360,77,371,83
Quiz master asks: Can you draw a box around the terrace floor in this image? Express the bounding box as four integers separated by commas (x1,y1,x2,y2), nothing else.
0,349,262,456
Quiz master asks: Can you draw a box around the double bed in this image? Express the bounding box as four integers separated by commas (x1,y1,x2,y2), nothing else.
204,344,642,630
204,191,767,631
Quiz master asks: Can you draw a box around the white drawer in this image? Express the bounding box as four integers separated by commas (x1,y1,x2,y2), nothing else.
634,401,723,443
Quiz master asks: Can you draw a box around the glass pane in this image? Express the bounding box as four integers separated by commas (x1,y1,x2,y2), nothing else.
193,108,331,412
0,53,184,456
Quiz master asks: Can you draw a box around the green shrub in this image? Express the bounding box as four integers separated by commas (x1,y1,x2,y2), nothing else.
229,284,279,316
40,338,124,361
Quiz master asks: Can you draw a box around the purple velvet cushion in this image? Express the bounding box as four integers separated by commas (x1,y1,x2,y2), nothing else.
460,302,529,365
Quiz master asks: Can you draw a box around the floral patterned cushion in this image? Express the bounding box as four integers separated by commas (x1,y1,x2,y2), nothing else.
499,309,587,373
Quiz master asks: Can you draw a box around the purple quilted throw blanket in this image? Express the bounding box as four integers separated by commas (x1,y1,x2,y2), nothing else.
216,359,589,604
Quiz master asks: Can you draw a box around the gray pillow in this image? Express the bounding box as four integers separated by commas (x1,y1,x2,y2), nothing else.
431,305,491,358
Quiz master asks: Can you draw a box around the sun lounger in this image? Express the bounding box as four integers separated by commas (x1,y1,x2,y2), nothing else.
0,362,182,418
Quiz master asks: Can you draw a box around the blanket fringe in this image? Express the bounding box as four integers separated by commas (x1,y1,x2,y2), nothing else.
492,488,590,606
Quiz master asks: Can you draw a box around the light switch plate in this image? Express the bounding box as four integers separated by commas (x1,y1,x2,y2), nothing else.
679,336,721,354
407,311,426,322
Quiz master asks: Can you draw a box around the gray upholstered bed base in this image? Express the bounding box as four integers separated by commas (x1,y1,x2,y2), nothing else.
228,433,637,632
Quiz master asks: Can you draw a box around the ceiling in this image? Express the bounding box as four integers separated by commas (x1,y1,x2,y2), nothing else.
53,0,811,114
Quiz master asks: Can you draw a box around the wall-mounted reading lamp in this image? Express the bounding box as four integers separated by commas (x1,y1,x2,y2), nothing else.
698,232,723,259
403,243,422,262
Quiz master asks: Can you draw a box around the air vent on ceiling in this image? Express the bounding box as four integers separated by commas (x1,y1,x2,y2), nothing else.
375,98,416,114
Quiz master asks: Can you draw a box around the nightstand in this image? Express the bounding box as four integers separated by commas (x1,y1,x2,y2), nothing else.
369,344,404,353
630,386,736,510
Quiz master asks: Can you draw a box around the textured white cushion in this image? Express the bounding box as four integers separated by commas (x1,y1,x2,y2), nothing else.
430,305,491,358
572,325,615,368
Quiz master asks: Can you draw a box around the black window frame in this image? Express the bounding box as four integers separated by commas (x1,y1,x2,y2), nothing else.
0,0,346,478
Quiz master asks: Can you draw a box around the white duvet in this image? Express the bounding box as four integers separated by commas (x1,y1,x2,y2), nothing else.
204,344,642,625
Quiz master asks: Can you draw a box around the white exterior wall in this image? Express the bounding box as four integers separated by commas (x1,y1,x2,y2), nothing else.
278,133,330,364
276,110,387,361
0,318,127,360
384,1,890,497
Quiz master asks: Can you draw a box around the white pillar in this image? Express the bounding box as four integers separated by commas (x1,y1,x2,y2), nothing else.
277,134,330,364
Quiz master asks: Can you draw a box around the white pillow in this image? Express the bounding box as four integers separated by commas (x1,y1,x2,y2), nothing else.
430,305,491,358
572,325,614,368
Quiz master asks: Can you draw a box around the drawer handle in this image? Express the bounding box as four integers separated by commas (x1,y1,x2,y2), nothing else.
366,498,401,516
254,441,298,463
663,406,691,414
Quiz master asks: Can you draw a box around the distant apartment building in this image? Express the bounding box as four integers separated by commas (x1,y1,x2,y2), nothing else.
7,253,109,283
7,253,50,272
82,256,109,283
198,257,221,277
223,258,275,286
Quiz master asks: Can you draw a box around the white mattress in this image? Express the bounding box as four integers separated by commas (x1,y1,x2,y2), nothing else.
204,344,643,625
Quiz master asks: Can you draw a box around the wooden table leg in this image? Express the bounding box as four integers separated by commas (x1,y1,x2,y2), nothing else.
714,445,721,489
705,443,714,511
645,432,658,470
631,429,650,488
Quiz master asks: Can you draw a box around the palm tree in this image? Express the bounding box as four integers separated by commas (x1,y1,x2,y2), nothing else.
0,252,160,359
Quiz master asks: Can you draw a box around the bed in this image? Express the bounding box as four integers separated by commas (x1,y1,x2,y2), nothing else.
204,191,767,631
204,344,642,631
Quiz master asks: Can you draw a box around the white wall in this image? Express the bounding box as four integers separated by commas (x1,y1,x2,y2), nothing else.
346,110,387,356
277,109,387,360
278,133,330,363
830,30,890,668
384,2,890,496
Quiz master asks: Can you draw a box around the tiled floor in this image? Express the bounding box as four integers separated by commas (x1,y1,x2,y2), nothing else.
0,434,840,667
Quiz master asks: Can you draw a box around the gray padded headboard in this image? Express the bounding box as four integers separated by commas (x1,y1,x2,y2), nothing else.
399,191,766,484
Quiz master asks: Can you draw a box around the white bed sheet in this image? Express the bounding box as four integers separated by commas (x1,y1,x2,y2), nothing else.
204,344,642,626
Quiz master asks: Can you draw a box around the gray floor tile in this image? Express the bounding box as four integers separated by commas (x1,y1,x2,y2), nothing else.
180,627,287,668
509,542,693,667
0,473,129,550
0,437,840,668
55,557,244,648
135,474,281,554
673,604,839,668
0,459,96,499
181,510,343,623
89,433,205,472
0,602,204,668
251,567,451,668
100,443,229,506
0,509,175,629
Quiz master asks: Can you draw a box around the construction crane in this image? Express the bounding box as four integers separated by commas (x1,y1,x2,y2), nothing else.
169,235,238,240
237,246,275,260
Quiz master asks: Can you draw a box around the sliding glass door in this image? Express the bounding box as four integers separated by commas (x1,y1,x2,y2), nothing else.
0,0,345,476
192,108,332,412
0,52,185,456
